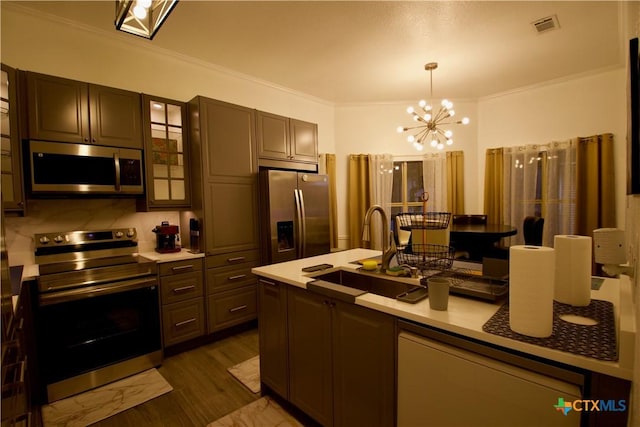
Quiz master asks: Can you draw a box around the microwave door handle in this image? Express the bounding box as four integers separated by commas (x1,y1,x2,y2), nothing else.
294,189,303,258
298,189,307,258
114,152,121,192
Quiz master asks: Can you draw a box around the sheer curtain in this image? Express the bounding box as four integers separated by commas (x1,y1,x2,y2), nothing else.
502,141,576,246
502,145,543,246
543,140,577,243
422,152,447,211
368,154,394,250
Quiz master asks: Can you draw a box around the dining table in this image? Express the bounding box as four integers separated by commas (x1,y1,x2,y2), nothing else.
449,223,518,262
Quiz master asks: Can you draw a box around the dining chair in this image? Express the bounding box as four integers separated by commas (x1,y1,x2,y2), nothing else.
452,214,488,225
523,216,544,246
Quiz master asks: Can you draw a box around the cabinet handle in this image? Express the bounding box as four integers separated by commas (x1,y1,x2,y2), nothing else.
228,274,247,281
259,279,277,287
84,137,89,142
175,318,196,327
229,305,248,313
227,256,246,263
172,265,193,272
172,285,196,293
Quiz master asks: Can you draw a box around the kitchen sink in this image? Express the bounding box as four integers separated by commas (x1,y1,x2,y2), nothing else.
311,269,426,301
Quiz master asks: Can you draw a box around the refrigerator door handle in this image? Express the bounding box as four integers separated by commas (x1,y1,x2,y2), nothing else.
298,189,307,258
294,189,304,258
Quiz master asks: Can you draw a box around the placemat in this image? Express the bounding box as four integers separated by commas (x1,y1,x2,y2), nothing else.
482,299,617,361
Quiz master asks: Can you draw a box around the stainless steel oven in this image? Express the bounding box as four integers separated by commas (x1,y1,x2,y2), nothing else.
34,228,162,403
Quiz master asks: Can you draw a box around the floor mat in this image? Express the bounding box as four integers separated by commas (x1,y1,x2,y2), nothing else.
227,355,260,394
41,368,173,427
207,396,302,427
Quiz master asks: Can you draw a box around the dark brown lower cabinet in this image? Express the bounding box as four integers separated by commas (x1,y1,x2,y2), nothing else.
286,286,396,427
257,278,290,399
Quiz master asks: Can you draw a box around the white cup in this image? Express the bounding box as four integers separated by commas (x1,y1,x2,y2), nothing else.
428,277,450,311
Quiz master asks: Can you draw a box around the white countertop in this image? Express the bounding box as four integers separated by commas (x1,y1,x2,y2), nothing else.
252,248,636,380
138,250,205,263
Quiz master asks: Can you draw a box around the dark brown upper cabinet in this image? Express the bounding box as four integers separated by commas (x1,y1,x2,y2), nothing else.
256,110,318,171
1,63,25,214
25,72,142,149
137,95,191,211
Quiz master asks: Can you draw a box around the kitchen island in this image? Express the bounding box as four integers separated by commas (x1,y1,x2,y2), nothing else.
253,248,635,427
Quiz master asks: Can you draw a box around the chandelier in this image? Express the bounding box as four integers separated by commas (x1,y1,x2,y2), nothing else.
115,0,179,40
397,62,469,151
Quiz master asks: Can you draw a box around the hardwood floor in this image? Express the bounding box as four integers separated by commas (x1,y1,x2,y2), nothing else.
92,327,261,427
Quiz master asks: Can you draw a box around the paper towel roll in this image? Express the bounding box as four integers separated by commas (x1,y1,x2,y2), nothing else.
509,245,555,338
593,228,626,264
553,235,592,306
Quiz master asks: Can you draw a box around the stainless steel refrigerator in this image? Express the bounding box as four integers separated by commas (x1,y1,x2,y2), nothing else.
259,169,330,264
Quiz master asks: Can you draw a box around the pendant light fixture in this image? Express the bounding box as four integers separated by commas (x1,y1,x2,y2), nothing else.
397,62,469,151
115,0,179,40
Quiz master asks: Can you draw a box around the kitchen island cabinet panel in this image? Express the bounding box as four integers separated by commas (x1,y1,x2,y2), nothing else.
287,287,333,427
285,285,395,427
257,278,289,399
332,301,395,427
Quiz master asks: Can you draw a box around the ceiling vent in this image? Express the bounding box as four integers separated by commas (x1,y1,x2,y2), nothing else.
532,15,560,34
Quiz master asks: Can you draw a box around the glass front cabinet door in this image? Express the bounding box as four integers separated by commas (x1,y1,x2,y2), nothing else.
138,95,191,210
1,64,25,213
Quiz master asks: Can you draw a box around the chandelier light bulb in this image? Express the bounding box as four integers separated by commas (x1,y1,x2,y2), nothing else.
133,4,147,19
138,0,152,8
397,62,469,151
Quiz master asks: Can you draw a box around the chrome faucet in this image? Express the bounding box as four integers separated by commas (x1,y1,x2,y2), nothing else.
361,205,396,272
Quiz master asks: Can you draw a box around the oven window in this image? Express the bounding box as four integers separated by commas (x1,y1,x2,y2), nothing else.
38,284,160,384
32,152,116,186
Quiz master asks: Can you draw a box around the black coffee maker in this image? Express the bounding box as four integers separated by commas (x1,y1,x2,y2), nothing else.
152,221,181,253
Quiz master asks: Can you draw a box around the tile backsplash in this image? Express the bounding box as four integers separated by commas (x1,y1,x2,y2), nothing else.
4,199,180,266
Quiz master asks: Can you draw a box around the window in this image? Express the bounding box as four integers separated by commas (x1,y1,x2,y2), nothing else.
391,160,425,219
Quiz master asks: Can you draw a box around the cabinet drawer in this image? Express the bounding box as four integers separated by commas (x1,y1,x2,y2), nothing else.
162,299,205,347
206,262,257,294
159,259,203,276
206,250,259,269
161,271,204,305
207,286,257,333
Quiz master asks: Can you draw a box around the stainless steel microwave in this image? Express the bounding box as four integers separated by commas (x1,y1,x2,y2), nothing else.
28,140,144,195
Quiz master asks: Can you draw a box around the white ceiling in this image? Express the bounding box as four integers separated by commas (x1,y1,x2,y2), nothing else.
8,1,626,104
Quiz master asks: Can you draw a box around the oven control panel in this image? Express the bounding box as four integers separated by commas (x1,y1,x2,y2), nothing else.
34,228,138,249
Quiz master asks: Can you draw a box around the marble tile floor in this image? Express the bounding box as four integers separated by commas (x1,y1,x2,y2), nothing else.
227,356,261,394
207,397,303,427
41,368,173,427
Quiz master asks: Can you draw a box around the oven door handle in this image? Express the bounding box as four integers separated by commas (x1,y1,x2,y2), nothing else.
39,276,157,306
